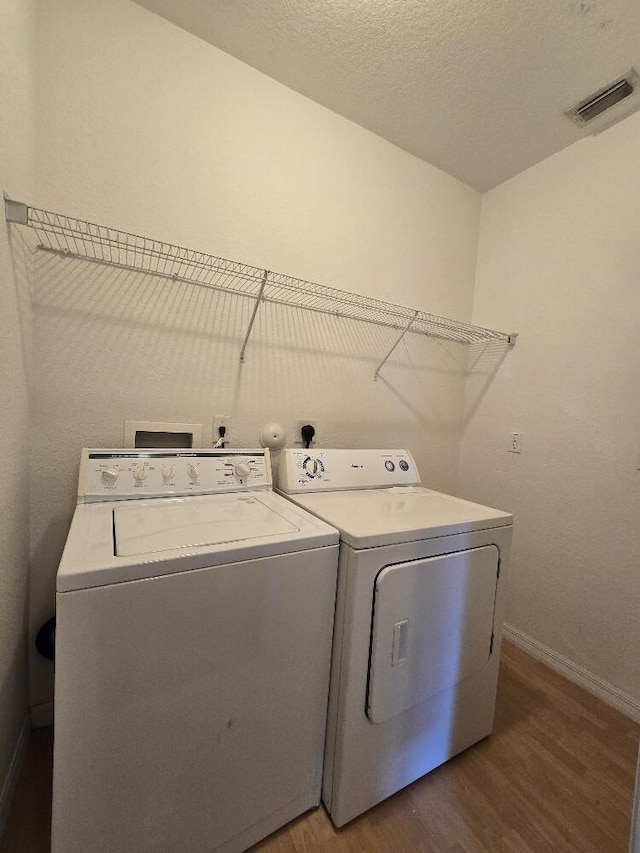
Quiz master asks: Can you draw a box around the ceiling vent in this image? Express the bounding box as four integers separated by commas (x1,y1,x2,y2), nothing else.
565,69,638,126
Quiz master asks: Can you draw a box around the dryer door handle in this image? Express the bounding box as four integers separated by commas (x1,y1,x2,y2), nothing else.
392,620,408,666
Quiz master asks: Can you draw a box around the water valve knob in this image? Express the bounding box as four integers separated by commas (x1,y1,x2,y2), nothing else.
101,467,119,485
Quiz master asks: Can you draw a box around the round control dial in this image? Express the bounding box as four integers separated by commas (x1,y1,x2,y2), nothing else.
187,463,200,482
233,459,251,482
132,464,148,483
384,460,395,472
161,464,175,482
399,459,409,471
101,467,119,485
303,457,325,479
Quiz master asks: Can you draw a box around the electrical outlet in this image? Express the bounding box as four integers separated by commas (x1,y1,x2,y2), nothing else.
213,415,232,447
295,418,318,448
509,432,522,454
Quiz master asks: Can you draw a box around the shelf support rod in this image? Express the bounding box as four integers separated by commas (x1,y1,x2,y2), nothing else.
374,310,419,380
240,269,268,363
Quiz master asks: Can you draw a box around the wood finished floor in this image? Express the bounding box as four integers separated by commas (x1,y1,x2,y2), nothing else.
2,642,638,853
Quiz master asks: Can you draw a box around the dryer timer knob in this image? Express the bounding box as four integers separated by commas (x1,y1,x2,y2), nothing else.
303,457,324,478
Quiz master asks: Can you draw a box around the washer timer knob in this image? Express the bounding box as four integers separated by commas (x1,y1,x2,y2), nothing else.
234,460,251,482
101,467,119,485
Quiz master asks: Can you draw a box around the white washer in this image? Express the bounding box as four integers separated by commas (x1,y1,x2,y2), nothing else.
276,448,513,827
52,448,339,853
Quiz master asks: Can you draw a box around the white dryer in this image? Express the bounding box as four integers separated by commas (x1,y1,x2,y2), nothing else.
52,448,339,853
276,448,513,827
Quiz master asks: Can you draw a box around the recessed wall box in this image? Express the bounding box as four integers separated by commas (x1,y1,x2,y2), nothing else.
124,420,203,448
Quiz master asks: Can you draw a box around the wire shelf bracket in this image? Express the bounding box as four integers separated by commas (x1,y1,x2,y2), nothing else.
5,200,518,374
374,311,419,380
240,269,268,363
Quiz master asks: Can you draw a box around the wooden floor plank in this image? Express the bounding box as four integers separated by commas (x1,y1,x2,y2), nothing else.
1,727,53,853
1,642,637,853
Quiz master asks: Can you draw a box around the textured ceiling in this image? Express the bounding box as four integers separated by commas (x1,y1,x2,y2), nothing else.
134,0,640,190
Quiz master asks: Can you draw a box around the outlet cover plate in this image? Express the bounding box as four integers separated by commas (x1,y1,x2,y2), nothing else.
213,415,232,446
295,418,318,448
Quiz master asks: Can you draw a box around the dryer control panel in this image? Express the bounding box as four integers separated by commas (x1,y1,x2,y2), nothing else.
79,449,271,502
276,449,420,493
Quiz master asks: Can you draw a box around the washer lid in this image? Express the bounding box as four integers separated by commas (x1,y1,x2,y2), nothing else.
114,494,298,556
282,486,512,548
57,491,338,592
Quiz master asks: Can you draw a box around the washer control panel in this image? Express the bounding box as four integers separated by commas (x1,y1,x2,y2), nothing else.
277,449,420,493
80,449,271,502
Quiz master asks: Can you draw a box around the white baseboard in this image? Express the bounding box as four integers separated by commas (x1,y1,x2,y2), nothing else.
503,623,640,723
0,715,30,840
30,701,53,729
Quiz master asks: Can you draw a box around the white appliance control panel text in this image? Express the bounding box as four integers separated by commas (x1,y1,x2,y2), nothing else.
80,449,271,502
277,449,420,493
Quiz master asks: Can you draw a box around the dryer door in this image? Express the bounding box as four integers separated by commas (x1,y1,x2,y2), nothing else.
367,545,499,724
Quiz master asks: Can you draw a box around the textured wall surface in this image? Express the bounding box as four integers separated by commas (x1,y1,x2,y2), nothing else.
458,111,640,702
0,0,35,827
29,0,482,709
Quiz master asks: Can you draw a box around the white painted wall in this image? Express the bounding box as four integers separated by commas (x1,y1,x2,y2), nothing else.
458,111,640,707
0,0,35,830
28,0,481,709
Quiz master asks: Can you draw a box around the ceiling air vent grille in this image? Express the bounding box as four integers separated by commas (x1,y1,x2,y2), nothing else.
566,70,638,126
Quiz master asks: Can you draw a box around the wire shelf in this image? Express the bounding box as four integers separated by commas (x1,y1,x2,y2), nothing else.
6,200,517,374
